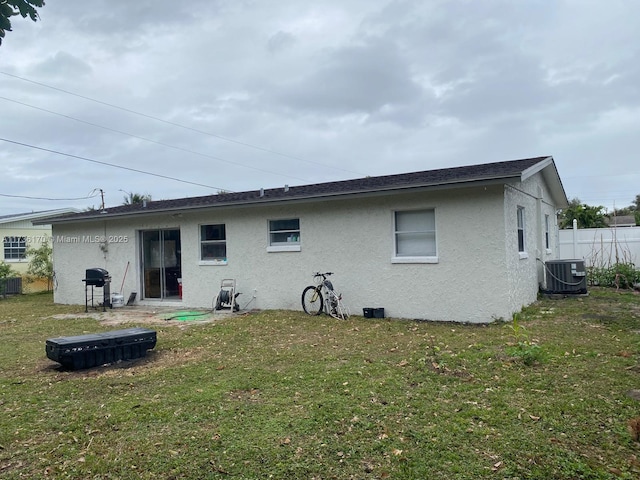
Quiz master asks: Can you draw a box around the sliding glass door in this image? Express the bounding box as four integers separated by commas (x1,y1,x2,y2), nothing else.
141,229,181,300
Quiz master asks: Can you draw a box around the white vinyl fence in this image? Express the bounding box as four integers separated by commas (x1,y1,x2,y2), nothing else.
559,222,640,267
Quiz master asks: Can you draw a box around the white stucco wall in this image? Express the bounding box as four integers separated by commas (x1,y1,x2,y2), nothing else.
504,172,561,316
52,181,555,323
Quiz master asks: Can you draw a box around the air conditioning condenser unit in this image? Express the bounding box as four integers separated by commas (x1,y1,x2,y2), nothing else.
544,260,587,294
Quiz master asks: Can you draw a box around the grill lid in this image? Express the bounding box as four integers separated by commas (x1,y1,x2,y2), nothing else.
84,268,110,286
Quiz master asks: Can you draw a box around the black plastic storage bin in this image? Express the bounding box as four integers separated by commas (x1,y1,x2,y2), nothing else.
46,327,157,370
363,308,385,318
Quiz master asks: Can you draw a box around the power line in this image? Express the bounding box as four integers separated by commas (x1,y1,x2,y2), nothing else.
0,191,100,201
564,173,640,179
0,71,366,177
0,96,312,183
0,137,228,191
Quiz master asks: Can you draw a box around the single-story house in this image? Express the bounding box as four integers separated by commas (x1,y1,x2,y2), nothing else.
37,156,568,323
1,208,78,292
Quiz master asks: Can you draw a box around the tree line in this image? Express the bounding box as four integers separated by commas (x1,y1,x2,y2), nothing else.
560,194,640,229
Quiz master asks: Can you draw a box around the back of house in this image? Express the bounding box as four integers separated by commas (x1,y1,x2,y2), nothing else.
38,156,568,323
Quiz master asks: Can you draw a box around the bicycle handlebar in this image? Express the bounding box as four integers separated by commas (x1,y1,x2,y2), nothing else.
313,272,333,277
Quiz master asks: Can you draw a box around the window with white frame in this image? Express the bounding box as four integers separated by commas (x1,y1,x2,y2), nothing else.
200,224,226,263
269,219,300,246
3,236,26,260
393,209,437,261
544,214,550,250
517,206,526,253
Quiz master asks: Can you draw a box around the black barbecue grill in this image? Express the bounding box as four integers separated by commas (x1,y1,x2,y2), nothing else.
83,268,111,311
84,268,110,287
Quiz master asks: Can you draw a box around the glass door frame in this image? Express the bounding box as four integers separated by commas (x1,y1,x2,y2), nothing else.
140,228,182,301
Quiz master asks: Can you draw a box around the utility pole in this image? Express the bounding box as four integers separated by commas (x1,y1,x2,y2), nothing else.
100,189,105,211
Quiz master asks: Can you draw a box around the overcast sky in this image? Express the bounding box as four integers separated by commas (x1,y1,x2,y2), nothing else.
1,0,639,216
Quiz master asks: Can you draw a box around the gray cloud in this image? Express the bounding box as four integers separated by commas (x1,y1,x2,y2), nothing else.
1,1,639,214
267,31,296,53
272,38,426,116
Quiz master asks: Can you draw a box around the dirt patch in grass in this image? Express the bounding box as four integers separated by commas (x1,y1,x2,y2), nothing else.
228,388,262,402
46,306,236,326
35,342,226,381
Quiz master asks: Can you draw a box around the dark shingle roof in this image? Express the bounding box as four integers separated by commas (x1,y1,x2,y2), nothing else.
39,156,558,224
606,215,637,226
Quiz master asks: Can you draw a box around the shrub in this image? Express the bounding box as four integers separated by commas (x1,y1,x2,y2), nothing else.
0,261,19,298
0,261,17,279
587,262,640,288
26,241,54,291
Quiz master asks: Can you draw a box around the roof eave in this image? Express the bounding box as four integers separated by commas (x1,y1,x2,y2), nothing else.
0,208,80,226
521,156,568,208
36,175,522,225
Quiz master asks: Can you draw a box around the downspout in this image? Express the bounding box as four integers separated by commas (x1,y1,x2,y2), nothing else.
536,186,544,288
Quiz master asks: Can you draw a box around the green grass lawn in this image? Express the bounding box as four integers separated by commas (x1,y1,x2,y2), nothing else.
1,289,640,479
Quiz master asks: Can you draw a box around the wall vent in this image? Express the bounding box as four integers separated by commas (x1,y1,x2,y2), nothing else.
544,260,587,294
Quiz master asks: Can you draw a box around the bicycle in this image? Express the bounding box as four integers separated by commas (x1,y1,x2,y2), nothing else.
301,272,349,320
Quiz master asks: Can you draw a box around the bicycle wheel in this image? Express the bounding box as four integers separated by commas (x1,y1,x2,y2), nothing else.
335,299,350,320
326,290,348,320
302,286,323,315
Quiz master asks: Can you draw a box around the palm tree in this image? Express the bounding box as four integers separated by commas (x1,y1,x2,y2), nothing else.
122,192,152,206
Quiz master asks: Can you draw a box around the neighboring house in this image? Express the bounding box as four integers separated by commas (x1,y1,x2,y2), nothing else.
606,215,637,228
37,156,568,323
1,209,78,292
